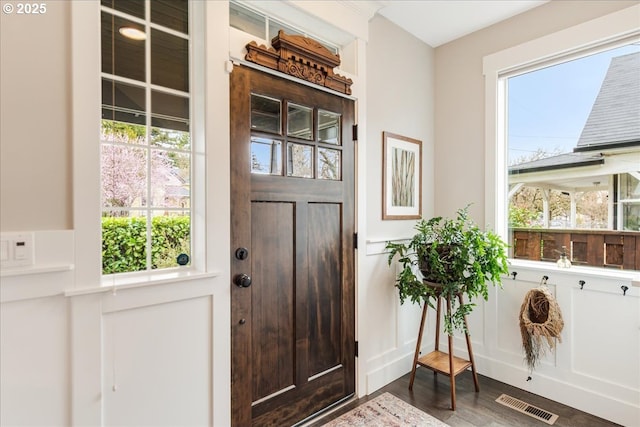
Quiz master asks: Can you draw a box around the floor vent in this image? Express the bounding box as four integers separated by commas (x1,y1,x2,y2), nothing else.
495,394,559,425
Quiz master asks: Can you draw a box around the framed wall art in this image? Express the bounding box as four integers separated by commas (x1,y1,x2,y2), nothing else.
382,131,422,220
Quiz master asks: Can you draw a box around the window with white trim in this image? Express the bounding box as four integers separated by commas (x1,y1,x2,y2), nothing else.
100,0,192,274
484,7,640,272
229,0,339,55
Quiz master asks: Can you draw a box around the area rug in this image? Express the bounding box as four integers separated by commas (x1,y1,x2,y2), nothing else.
321,392,450,427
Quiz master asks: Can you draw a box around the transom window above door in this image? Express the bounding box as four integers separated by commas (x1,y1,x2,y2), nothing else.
250,93,342,180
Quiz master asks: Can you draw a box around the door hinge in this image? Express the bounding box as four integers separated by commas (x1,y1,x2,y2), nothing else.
353,232,358,250
352,124,358,141
355,340,359,358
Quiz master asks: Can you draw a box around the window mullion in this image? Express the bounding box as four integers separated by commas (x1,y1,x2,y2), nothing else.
145,0,153,271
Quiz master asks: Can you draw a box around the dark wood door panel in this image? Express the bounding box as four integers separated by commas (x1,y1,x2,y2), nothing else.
252,368,347,426
252,176,344,201
308,203,342,377
251,201,295,401
231,64,355,426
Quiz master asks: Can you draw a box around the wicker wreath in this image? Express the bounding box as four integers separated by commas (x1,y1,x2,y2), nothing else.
519,286,564,372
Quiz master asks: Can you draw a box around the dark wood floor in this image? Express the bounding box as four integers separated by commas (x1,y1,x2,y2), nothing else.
306,370,620,427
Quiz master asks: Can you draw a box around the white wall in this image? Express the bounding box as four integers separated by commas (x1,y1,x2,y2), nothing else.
0,1,72,230
360,14,436,395
433,0,639,222
428,1,640,425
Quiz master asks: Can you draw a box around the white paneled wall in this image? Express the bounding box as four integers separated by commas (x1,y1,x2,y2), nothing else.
69,277,225,426
0,230,227,426
0,295,70,426
364,244,640,427
102,296,212,426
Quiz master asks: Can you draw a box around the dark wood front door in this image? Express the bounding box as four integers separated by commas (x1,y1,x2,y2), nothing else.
230,65,356,426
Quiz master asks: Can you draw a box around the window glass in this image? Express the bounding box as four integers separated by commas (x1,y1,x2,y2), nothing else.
318,148,341,180
101,0,145,19
251,94,281,134
152,91,189,133
287,143,313,178
251,137,282,175
506,43,639,269
102,211,147,274
287,103,313,140
620,173,640,200
101,3,191,275
151,127,190,151
152,211,191,269
623,203,640,231
102,79,146,126
151,0,189,34
230,2,265,39
268,20,304,41
318,110,340,144
151,29,189,92
149,150,190,209
101,141,148,208
229,1,339,55
101,12,145,82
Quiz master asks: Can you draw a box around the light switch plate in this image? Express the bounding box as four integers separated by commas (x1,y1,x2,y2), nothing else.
0,232,35,268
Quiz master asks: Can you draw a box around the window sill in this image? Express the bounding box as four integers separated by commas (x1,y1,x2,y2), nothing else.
65,269,221,297
1,263,74,278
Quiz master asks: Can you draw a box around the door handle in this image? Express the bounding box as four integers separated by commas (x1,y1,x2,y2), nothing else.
234,274,252,288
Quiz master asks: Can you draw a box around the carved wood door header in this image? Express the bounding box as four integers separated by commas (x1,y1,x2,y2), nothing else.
245,30,353,95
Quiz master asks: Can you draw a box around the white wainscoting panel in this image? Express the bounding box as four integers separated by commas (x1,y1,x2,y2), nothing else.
363,242,639,426
0,295,70,426
571,286,639,390
102,296,212,426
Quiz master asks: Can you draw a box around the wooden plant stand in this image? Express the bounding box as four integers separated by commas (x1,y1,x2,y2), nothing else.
408,290,479,410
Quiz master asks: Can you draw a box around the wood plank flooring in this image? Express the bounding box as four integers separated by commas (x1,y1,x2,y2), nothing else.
305,370,620,426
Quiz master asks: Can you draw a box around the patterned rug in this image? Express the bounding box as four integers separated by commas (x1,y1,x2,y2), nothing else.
321,392,450,427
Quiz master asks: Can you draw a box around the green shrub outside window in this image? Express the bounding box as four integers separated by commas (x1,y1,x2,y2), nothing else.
102,216,190,274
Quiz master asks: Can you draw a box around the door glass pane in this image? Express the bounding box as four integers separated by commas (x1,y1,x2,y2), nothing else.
251,137,282,175
151,29,189,92
101,12,145,82
151,0,189,34
287,143,313,178
287,103,313,140
318,110,340,144
251,94,281,134
318,148,341,180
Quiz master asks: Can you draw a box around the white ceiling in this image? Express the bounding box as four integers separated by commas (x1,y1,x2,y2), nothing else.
376,0,549,47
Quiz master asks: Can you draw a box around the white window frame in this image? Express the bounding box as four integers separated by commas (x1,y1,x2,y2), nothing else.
483,5,640,274
72,0,208,289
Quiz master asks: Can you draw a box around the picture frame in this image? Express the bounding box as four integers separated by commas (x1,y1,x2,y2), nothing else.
382,131,422,220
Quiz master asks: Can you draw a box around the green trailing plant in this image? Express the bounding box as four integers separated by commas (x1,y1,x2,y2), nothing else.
386,206,509,335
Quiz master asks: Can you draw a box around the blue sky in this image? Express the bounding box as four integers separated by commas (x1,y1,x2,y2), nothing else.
507,42,640,165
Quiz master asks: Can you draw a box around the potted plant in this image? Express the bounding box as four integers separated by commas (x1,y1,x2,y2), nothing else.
386,205,509,335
